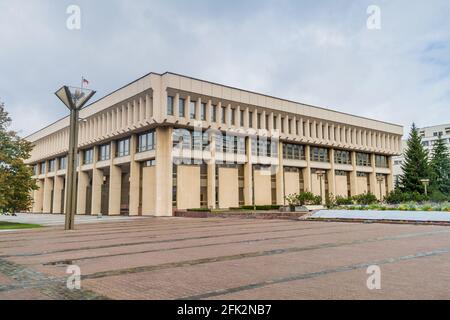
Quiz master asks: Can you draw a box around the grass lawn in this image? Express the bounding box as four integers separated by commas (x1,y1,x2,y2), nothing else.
0,221,42,230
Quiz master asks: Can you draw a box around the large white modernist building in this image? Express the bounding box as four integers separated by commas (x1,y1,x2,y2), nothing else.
26,72,403,216
393,124,450,183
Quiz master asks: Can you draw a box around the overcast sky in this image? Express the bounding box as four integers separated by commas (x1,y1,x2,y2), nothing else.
1,0,449,137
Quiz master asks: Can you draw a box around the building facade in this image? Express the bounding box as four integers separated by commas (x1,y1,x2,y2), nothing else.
26,72,403,216
393,124,450,184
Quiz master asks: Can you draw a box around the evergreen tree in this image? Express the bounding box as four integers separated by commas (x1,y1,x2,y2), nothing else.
0,101,37,213
399,123,430,193
429,133,450,196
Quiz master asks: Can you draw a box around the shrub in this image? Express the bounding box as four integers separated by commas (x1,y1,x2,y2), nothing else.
285,194,300,206
186,208,211,212
429,190,448,202
255,205,280,210
384,189,407,204
325,193,336,209
294,192,317,206
335,196,353,206
353,192,378,205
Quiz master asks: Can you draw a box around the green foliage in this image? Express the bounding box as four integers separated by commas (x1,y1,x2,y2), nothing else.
399,123,430,194
352,192,378,205
335,195,353,206
429,134,450,196
186,208,212,212
0,101,37,213
384,189,429,204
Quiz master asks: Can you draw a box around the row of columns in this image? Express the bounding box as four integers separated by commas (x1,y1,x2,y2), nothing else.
32,130,393,214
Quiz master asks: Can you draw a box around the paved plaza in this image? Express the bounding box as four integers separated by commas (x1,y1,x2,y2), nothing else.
0,216,450,300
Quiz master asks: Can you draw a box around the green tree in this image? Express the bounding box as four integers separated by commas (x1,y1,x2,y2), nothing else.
429,133,450,196
399,123,430,193
0,101,37,213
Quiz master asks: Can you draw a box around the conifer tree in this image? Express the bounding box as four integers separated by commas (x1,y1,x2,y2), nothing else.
429,133,450,196
399,123,430,193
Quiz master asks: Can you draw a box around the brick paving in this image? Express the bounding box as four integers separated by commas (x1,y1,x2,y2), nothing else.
0,217,449,299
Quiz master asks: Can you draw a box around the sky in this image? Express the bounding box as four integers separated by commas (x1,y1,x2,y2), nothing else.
0,0,449,138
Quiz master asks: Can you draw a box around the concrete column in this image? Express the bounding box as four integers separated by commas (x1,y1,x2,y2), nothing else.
195,97,201,121
276,141,285,205
154,127,173,216
129,134,140,216
76,171,89,215
91,146,102,215
328,149,336,196
33,179,44,213
174,93,180,118
387,156,394,193
207,132,216,209
42,177,53,213
350,151,358,196
369,153,377,195
109,141,122,216
52,176,64,214
303,145,312,191
91,168,103,215
244,136,253,206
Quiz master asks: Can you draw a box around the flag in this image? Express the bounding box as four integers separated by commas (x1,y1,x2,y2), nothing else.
82,77,89,86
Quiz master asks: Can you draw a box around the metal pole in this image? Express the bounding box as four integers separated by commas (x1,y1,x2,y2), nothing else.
65,108,79,230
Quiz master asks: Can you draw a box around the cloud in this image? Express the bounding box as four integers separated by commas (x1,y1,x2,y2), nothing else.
0,0,449,137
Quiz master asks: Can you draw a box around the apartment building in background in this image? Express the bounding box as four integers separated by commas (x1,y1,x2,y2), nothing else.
26,72,403,216
393,124,450,184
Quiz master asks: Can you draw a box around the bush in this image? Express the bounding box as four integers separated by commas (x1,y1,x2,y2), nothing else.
255,205,280,210
429,190,448,202
335,196,353,206
186,208,211,212
385,189,430,204
353,192,378,205
325,193,336,209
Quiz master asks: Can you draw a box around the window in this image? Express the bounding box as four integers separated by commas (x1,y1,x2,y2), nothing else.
281,118,285,133
173,129,209,151
40,162,46,174
283,143,305,160
201,103,206,121
117,138,130,157
220,135,245,154
422,141,429,147
249,111,253,128
179,98,185,117
167,96,174,116
375,155,388,168
240,110,244,126
257,113,261,129
190,101,196,119
33,164,39,175
335,170,347,176
334,150,351,165
59,156,66,170
231,109,235,125
356,152,371,166
48,159,55,172
251,137,278,157
221,107,226,123
138,131,156,152
211,105,217,122
310,147,329,162
83,149,93,164
99,144,110,161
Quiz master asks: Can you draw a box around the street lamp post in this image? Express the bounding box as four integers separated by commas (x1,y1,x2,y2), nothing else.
55,86,95,230
316,170,326,204
420,179,430,197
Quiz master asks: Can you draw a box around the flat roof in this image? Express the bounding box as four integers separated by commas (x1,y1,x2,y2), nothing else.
26,71,403,142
